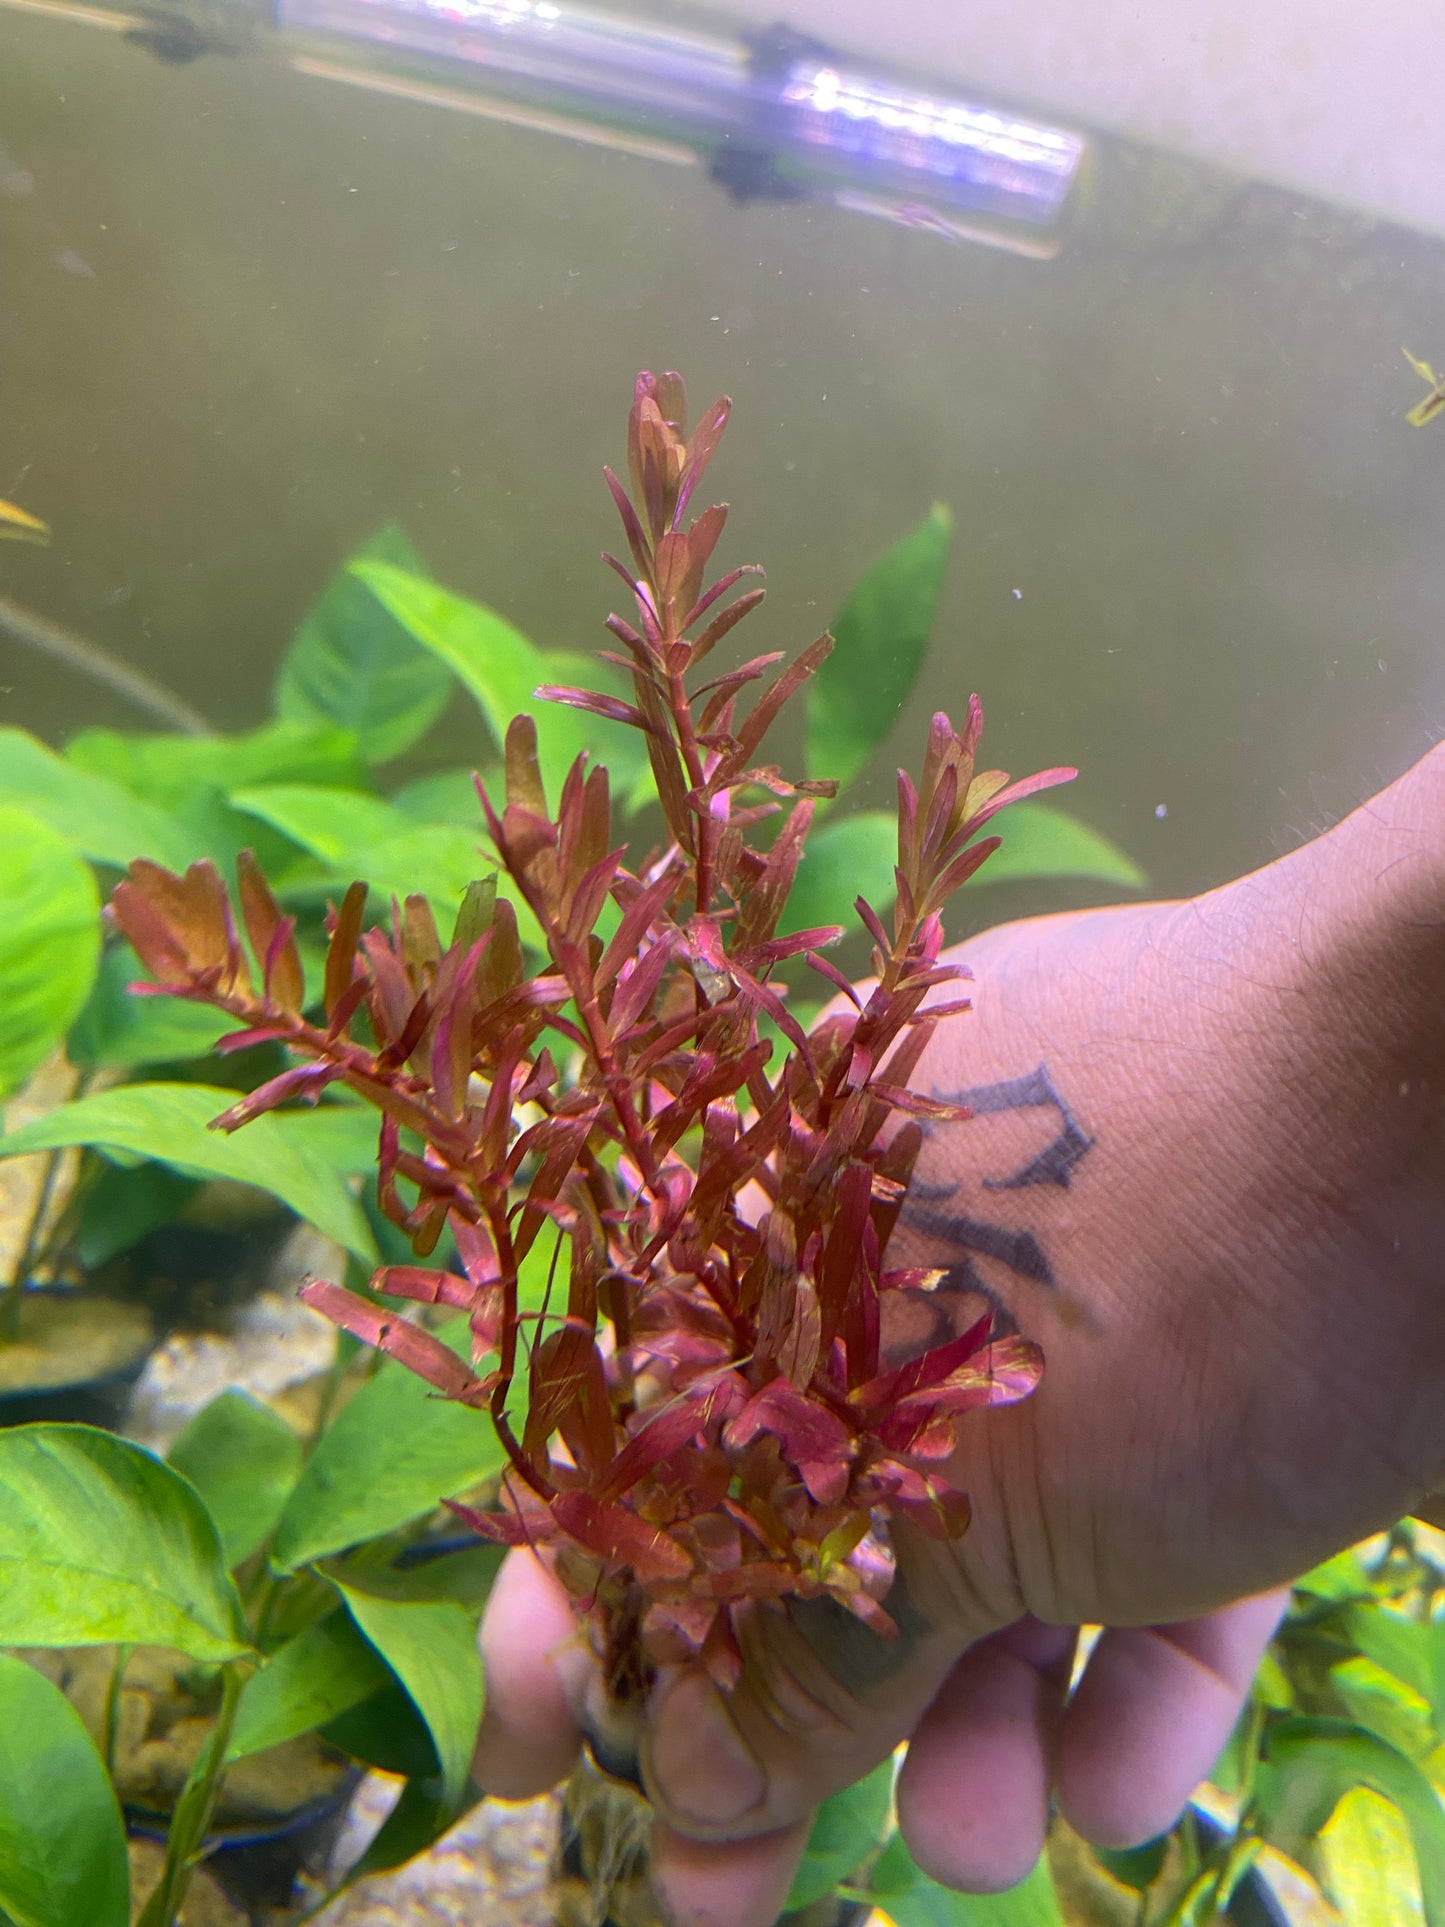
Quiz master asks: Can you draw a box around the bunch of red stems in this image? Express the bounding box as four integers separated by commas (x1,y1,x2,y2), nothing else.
110,373,1073,1702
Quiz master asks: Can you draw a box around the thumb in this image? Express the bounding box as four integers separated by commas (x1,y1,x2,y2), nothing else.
641,1519,1004,1840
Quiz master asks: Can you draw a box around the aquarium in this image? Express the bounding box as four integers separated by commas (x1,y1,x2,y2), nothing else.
1,1,1443,1923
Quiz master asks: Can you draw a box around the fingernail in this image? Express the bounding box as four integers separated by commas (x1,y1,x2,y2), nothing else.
647,1672,766,1830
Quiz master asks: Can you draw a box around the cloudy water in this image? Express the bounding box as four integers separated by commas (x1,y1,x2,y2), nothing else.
3,0,1444,917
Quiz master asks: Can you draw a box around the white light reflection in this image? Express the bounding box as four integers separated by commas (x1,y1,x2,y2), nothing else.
782,62,1082,180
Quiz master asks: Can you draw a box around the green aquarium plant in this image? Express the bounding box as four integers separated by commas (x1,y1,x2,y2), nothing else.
0,1384,511,1926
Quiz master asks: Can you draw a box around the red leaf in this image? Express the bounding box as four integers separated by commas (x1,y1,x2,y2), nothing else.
536,684,652,734
722,1376,852,1469
550,1492,693,1581
324,882,368,1022
298,1279,489,1402
210,1062,340,1127
600,1379,738,1502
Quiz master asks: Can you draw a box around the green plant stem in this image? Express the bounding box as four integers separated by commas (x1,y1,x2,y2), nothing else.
135,1659,246,1927
103,1642,133,1780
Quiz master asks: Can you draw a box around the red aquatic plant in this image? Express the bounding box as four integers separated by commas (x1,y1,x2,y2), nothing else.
108,372,1073,1698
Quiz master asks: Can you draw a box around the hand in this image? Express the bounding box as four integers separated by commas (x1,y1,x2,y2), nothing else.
473,740,1445,1926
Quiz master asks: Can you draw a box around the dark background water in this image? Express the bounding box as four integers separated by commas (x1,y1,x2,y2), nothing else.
3,0,1444,919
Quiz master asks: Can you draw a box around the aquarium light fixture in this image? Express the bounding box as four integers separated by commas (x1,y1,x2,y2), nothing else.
0,0,1088,250
273,0,1086,249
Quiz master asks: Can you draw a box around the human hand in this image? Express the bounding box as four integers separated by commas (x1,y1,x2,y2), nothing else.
474,740,1445,1925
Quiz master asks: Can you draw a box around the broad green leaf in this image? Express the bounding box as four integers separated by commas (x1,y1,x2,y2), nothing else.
0,1082,376,1262
1294,1545,1373,1602
351,561,649,808
65,718,364,809
328,1540,503,1614
233,784,490,914
1331,1655,1437,1763
271,1237,557,1572
781,809,896,938
228,1608,390,1762
276,525,454,765
0,806,100,1097
269,1318,506,1572
68,940,230,1071
1091,1835,1169,1892
0,1652,129,1927
779,803,1144,941
1320,1785,1426,1926
806,504,952,793
0,1424,249,1659
280,1097,386,1178
334,1581,483,1808
973,804,1144,890
867,1832,1065,1925
230,784,411,867
1257,1717,1445,1926
0,727,194,868
786,1757,894,1908
1341,1602,1445,1726
321,1678,440,1780
167,1390,304,1568
390,765,493,825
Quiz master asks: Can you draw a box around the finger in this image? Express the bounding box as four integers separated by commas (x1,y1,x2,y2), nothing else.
1056,1587,1289,1848
642,1525,996,1840
652,1816,813,1927
895,1617,1078,1892
473,1549,586,1797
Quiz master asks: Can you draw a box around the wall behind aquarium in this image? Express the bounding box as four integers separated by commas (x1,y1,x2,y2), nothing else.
2,0,1444,919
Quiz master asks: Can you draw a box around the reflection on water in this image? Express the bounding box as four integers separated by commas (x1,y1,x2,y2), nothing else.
2,0,1444,917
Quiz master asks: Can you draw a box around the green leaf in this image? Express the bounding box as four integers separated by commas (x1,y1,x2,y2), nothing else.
1295,1545,1373,1603
0,727,195,868
228,1608,390,1763
780,810,896,938
867,1832,1065,1925
232,784,491,917
270,1239,556,1573
0,806,101,1098
276,525,454,765
68,940,231,1071
390,766,494,825
321,1678,440,1780
779,804,1144,944
1320,1786,1426,1926
333,1581,483,1808
0,1082,377,1262
268,1318,506,1572
971,804,1145,891
1331,1655,1438,1764
1340,1602,1445,1726
167,1390,304,1569
229,784,412,868
1091,1835,1169,1893
786,1757,894,1908
65,718,364,810
351,561,649,808
0,1652,129,1927
806,504,952,793
0,1424,250,1659
1257,1717,1445,1926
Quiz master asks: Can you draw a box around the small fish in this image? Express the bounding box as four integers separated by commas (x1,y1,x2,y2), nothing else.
0,498,50,545
1402,347,1445,427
